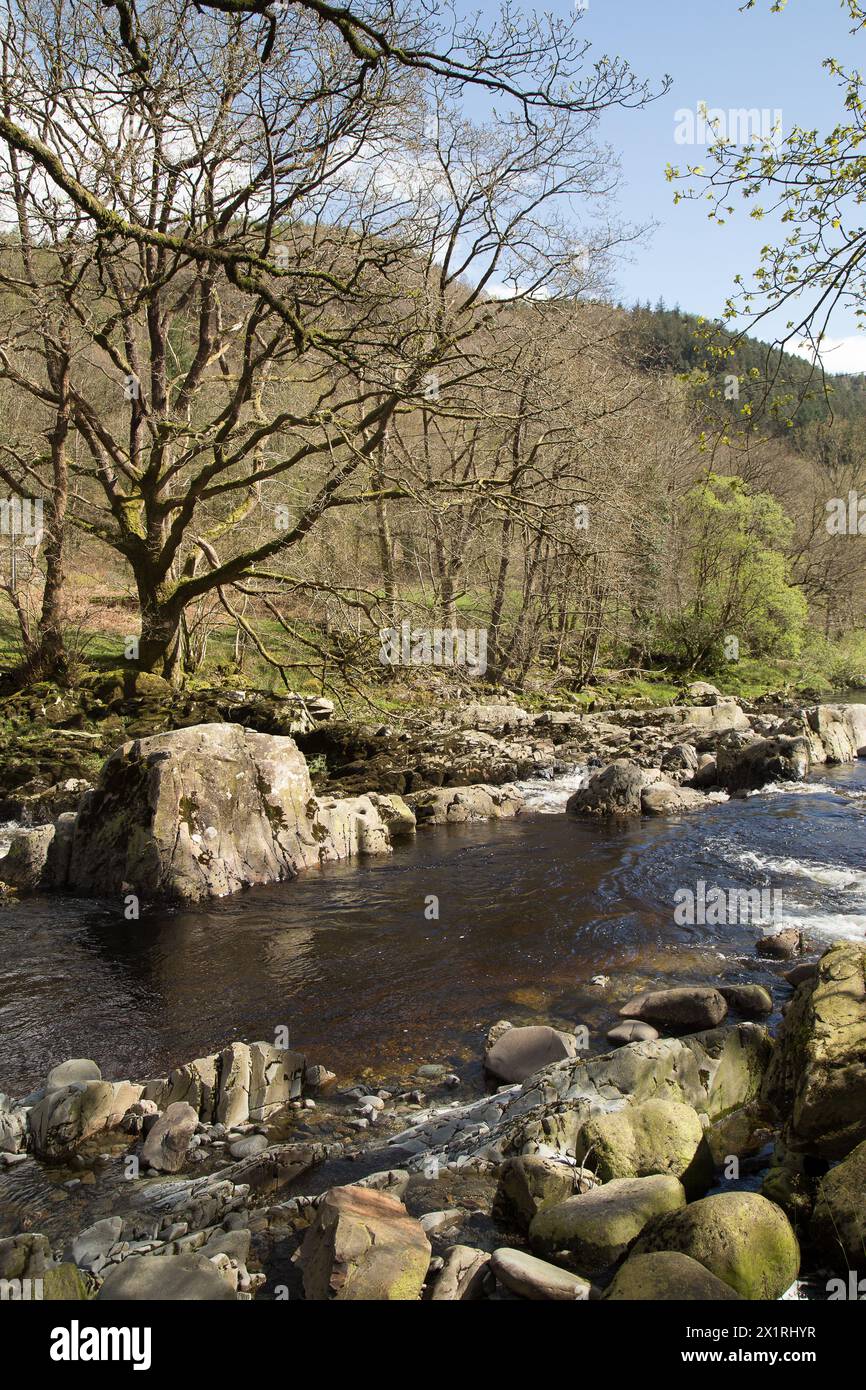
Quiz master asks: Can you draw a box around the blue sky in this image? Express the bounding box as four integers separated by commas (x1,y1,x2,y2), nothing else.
479,0,865,370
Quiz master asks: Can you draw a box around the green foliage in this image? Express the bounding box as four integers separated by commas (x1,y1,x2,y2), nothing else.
662,474,808,670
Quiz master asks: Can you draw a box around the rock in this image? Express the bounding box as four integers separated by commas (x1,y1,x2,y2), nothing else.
692,754,718,789
0,1093,28,1153
683,682,722,704
619,987,728,1033
757,929,802,960
669,701,750,733
1,822,72,892
529,1175,686,1274
458,703,532,733
46,1058,102,1091
719,984,773,1018
66,722,396,902
716,735,810,792
228,1133,269,1161
43,1264,93,1300
368,793,416,838
300,1184,431,1300
419,1208,463,1235
141,1102,198,1173
407,783,523,825
490,1247,590,1301
315,794,392,857
494,1155,585,1228
428,1244,490,1300
484,1024,579,1084
661,743,699,774
783,963,817,988
631,1191,799,1300
604,1250,744,1301
0,1233,51,1279
705,1107,774,1165
566,760,646,817
305,1064,336,1090
606,1020,659,1046
761,941,866,1158
804,704,866,764
71,1217,123,1273
96,1252,237,1300
640,783,704,816
145,1055,218,1120
211,1041,304,1127
575,1099,714,1198
249,1041,306,1121
808,1139,866,1272
29,1080,143,1159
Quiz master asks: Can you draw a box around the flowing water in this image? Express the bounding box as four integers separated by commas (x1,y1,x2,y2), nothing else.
1,759,864,1098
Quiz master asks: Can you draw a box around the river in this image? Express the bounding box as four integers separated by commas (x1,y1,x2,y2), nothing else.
1,753,864,1104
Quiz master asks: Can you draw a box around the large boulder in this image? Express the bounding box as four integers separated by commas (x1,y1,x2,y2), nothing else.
716,734,810,792
761,941,866,1158
300,1184,431,1300
604,1250,744,1301
29,1079,143,1160
809,1138,866,1273
484,1024,579,1084
529,1175,686,1274
574,1098,714,1197
619,987,728,1033
803,704,866,764
141,1101,198,1173
631,1191,799,1300
65,723,394,902
566,760,646,817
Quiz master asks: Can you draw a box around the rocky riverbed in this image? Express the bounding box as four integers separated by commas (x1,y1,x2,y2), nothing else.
2,937,866,1301
1,682,865,1300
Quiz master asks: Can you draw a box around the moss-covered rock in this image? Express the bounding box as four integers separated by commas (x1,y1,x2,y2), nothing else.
809,1138,866,1273
529,1174,686,1274
604,1250,745,1301
761,941,866,1158
43,1264,95,1300
494,1154,585,1229
575,1098,714,1197
631,1191,799,1300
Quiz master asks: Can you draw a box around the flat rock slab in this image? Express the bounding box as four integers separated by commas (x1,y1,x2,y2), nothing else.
96,1252,236,1300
